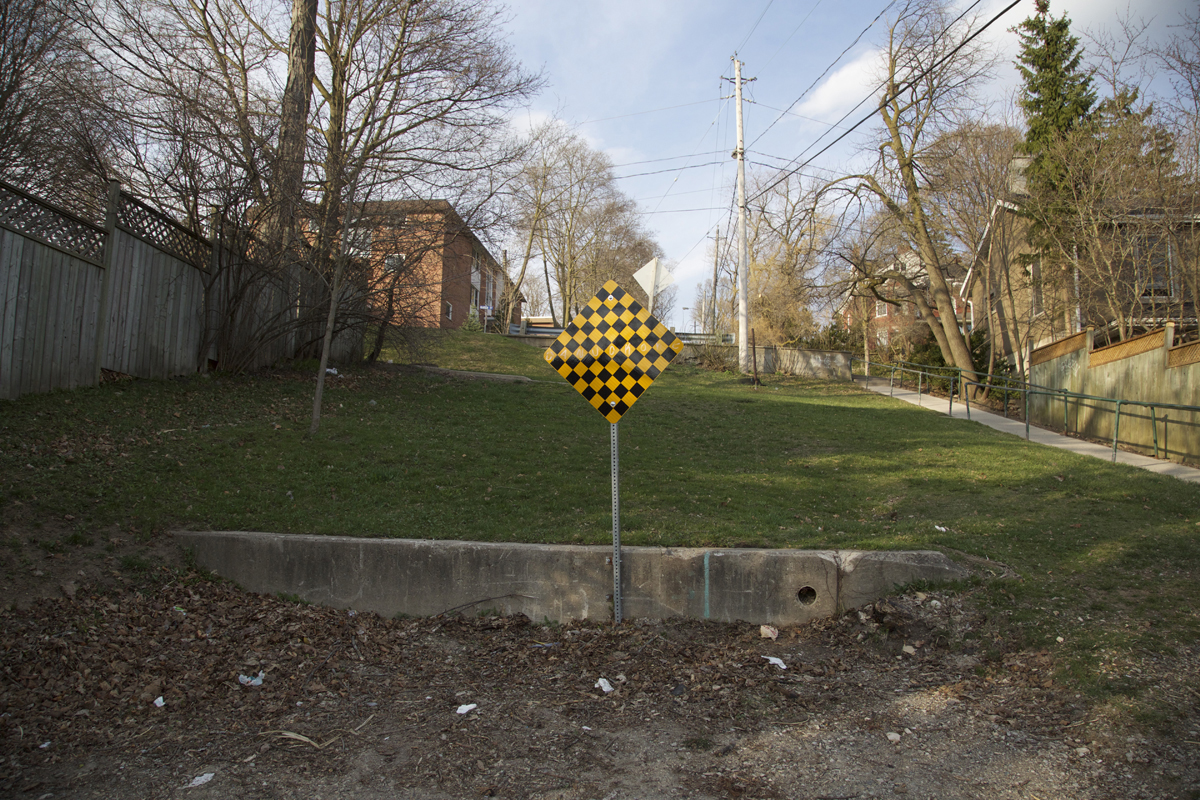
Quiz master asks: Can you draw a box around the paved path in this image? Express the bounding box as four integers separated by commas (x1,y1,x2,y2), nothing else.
854,375,1200,485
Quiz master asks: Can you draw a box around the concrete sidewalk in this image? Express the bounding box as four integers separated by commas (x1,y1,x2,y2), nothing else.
855,375,1200,485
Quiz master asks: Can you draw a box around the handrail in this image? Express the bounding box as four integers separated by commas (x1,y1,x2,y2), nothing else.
853,356,1200,463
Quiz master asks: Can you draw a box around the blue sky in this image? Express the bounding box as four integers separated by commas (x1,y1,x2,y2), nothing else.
502,0,1194,329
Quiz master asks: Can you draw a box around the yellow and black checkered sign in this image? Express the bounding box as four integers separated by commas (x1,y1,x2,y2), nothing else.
544,280,683,423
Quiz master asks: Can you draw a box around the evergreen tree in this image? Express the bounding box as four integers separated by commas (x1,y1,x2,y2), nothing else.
1013,0,1096,193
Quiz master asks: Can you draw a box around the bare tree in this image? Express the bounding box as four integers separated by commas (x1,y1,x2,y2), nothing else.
0,0,117,215
838,0,997,379
743,171,827,345
517,129,662,324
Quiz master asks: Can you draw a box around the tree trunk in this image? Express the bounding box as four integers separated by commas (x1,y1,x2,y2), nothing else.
270,0,318,247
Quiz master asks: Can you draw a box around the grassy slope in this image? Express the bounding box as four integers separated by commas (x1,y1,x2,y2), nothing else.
2,329,1199,720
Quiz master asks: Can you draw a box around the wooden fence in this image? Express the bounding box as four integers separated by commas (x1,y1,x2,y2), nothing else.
0,179,363,400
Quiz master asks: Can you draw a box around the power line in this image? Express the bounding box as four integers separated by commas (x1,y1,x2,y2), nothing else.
639,206,730,215
749,0,898,149
577,100,713,125
748,0,1020,204
610,150,725,169
756,0,825,75
750,102,855,132
735,0,775,54
613,160,727,180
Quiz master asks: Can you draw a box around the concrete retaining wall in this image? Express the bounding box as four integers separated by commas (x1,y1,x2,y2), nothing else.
174,531,967,625
504,335,852,382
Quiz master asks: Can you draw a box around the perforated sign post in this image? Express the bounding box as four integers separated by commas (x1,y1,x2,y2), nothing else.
544,280,683,623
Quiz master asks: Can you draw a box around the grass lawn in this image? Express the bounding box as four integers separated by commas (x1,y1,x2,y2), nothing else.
3,329,1199,729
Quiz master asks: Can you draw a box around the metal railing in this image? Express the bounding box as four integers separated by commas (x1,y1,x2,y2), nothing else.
853,357,1200,463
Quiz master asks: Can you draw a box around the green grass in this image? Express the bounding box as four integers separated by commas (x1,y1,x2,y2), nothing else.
3,329,1200,721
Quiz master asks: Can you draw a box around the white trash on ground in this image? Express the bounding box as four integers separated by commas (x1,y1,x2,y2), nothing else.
759,625,779,640
761,656,787,669
595,678,614,693
186,772,215,788
238,671,265,687
456,703,478,714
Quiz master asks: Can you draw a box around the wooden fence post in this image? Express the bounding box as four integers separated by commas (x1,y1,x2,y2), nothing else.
93,180,121,384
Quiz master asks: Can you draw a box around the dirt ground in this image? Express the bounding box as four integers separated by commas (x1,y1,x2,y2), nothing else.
2,524,1199,800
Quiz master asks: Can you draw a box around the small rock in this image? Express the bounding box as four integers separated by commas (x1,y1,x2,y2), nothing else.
32,570,44,577
60,581,77,599
902,645,916,656
1076,747,1091,757
886,732,902,743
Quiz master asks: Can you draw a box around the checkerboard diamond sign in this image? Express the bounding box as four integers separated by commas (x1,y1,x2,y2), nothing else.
543,280,684,422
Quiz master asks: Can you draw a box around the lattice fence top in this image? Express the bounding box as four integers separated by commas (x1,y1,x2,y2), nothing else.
116,193,211,269
1029,330,1089,367
1090,329,1166,368
1168,340,1200,369
0,181,106,264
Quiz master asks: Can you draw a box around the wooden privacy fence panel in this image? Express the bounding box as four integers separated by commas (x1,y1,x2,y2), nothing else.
0,183,106,400
101,228,206,380
1,179,368,399
0,228,104,399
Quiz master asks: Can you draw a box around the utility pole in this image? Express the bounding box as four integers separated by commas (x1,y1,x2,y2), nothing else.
711,226,720,337
731,57,752,373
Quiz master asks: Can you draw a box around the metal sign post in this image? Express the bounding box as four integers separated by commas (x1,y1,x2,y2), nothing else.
543,280,683,624
610,421,622,622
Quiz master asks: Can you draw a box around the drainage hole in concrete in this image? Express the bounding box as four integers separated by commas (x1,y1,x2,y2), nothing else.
796,586,817,605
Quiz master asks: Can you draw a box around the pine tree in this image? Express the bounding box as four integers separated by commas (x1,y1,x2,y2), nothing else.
1013,0,1096,193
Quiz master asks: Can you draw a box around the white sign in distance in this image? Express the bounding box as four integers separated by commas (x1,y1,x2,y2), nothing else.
632,258,675,315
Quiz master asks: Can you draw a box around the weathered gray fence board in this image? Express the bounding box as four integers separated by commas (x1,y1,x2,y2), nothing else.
3,181,367,399
0,231,102,399
0,232,18,397
102,230,205,381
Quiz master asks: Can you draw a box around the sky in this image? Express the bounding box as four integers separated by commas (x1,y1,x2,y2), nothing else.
500,0,1195,330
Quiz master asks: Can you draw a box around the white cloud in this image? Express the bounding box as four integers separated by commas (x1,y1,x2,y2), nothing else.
794,48,883,124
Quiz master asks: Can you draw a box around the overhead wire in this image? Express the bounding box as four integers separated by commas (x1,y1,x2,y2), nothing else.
734,0,776,55
747,0,1019,204
748,0,899,149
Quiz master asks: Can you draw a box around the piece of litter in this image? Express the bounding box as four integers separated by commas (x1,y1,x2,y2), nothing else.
39,741,50,749
325,368,338,376
902,645,916,655
887,732,902,743
456,703,477,715
934,525,948,532
759,624,779,640
595,678,614,693
238,671,265,687
186,772,215,788
1056,636,1065,643
153,696,165,707
582,726,592,731
762,656,787,670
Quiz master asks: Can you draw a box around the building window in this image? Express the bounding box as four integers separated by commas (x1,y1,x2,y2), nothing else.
875,300,888,318
445,302,452,320
384,254,405,273
344,225,372,258
470,286,480,308
1136,233,1175,299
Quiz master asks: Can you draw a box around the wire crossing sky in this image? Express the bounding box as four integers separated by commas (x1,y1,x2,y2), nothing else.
504,0,1193,330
